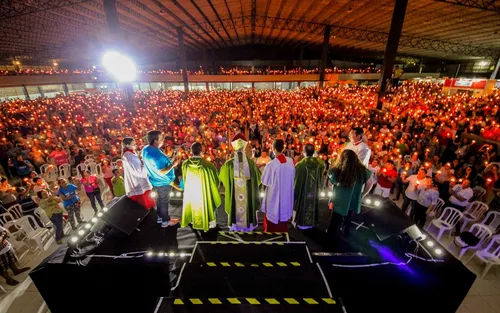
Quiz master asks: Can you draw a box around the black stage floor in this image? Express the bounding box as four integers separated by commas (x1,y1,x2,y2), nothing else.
30,198,476,313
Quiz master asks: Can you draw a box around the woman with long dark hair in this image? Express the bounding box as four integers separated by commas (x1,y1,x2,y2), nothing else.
327,149,370,236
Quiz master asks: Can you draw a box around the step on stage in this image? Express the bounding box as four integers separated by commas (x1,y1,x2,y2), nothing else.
30,195,476,313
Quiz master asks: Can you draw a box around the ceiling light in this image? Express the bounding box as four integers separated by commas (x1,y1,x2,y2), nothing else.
320,192,326,197
102,51,136,82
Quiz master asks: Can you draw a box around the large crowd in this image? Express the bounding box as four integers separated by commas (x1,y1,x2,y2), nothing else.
1,82,500,219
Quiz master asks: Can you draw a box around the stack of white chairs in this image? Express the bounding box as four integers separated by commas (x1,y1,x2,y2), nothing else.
58,163,71,180
0,212,15,225
7,204,23,220
449,223,492,259
40,164,58,184
74,163,87,180
426,198,445,222
425,207,464,241
34,208,54,236
466,235,500,279
480,211,500,234
460,201,489,232
2,220,30,260
13,215,51,251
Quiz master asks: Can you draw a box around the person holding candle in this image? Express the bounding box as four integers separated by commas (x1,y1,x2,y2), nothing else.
80,170,105,214
344,127,371,167
261,139,295,232
101,159,115,197
256,151,271,174
111,168,126,198
414,179,440,227
49,145,68,167
180,142,221,232
38,190,64,244
401,168,428,216
374,161,397,198
447,179,473,235
293,143,325,229
56,178,83,230
142,131,180,227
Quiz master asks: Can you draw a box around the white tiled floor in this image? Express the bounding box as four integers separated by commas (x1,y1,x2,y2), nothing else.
1,194,499,313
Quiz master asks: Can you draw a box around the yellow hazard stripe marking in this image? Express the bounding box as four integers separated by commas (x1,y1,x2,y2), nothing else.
284,298,299,304
235,262,244,267
206,262,216,267
246,298,260,304
228,298,241,304
277,262,287,267
209,298,222,304
221,262,230,267
174,299,184,305
291,262,301,266
265,298,279,304
262,262,273,267
190,298,202,304
323,298,336,304
304,298,318,304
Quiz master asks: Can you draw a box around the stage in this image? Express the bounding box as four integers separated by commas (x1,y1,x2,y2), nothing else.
30,196,476,313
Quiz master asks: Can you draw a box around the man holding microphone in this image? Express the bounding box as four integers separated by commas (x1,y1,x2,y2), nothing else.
142,130,180,228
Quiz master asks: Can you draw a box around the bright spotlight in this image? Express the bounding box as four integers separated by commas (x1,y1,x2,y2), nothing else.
180,253,186,258
102,51,136,82
478,60,488,67
146,251,153,257
91,217,98,223
365,198,372,205
85,223,91,229
158,252,165,257
327,191,333,197
169,252,176,257
103,207,109,212
374,200,381,207
70,236,78,243
97,212,103,217
150,191,158,199
169,192,174,197
78,230,85,236
435,248,443,255
176,192,182,197
421,234,426,240
260,192,265,198
320,192,326,197
426,241,434,247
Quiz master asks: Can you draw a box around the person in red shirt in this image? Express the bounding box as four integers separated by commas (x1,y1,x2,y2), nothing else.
374,160,398,198
49,146,68,166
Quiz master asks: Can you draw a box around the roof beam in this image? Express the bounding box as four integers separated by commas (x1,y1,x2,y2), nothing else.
264,0,288,45
0,0,95,20
206,0,234,45
189,0,228,48
224,0,240,44
435,0,500,13
251,0,256,44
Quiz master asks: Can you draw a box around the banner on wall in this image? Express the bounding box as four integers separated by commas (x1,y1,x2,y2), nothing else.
444,78,486,89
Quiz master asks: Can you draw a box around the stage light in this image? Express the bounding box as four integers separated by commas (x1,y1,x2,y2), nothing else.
102,51,136,82
327,191,333,197
78,230,85,236
478,60,488,67
260,192,265,198
421,234,426,240
176,192,181,197
180,253,186,258
158,252,165,257
92,65,96,69
169,252,175,257
435,248,442,255
146,251,153,257
97,212,103,217
426,241,434,247
70,236,78,243
320,192,326,197
365,198,372,205
103,207,109,212
169,192,174,197
85,223,91,229
91,217,98,223
374,200,381,207
150,191,158,199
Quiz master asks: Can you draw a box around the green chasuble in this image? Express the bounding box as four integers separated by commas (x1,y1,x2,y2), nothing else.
293,157,325,228
219,157,261,230
328,168,371,216
181,157,222,232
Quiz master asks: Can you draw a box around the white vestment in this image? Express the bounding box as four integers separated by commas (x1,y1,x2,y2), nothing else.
344,141,371,166
261,156,295,224
122,151,153,197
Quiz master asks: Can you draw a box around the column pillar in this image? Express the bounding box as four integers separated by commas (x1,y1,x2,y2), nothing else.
319,25,331,88
211,49,216,73
377,0,409,109
38,86,45,98
299,45,304,74
206,82,209,91
177,27,189,94
63,83,69,96
103,0,121,38
21,85,30,101
418,57,423,74
490,55,500,79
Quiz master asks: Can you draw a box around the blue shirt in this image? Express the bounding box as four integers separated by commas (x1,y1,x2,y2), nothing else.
57,184,79,207
142,145,175,187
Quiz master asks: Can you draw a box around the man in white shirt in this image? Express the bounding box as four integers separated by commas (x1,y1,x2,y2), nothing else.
256,151,272,174
261,139,295,232
448,179,473,234
344,127,371,167
401,168,428,215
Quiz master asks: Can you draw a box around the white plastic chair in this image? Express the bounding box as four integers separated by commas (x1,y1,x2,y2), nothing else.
75,163,87,180
0,212,15,226
461,201,489,232
449,223,493,259
427,198,445,220
34,208,53,229
472,186,486,202
7,204,23,219
40,164,58,183
466,235,500,279
85,155,95,161
14,215,51,251
95,163,103,178
479,211,500,234
2,221,30,259
425,207,464,241
58,163,71,180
